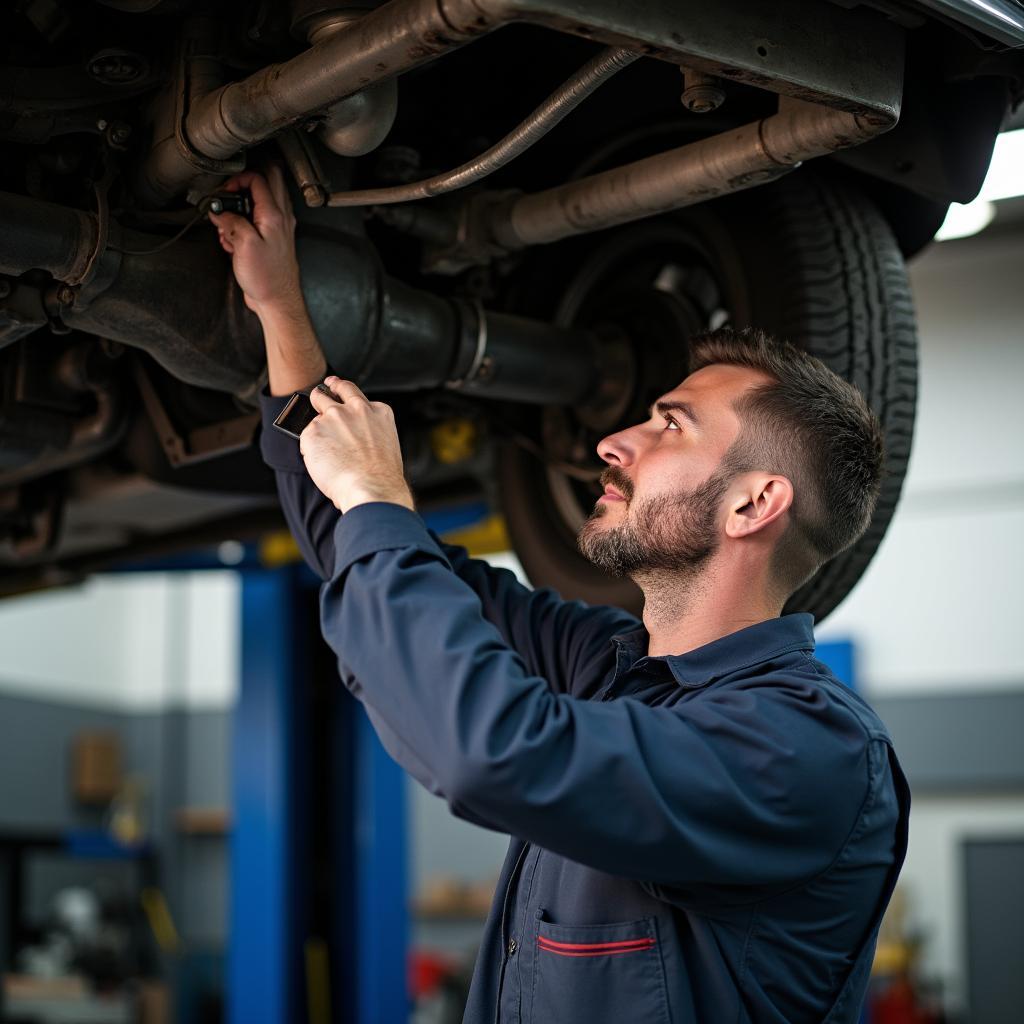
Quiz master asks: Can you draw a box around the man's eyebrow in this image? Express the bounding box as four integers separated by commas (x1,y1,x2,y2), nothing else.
652,400,701,428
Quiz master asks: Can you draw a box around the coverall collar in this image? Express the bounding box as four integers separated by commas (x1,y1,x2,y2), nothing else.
612,612,817,688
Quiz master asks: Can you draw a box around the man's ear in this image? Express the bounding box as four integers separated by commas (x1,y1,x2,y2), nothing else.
724,473,794,539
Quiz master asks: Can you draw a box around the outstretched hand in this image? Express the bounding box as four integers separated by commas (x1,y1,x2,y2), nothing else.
302,377,415,515
208,166,303,317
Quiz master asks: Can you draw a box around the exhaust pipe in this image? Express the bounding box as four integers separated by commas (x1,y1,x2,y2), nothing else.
141,0,505,204
139,0,902,209
0,191,601,405
479,98,897,252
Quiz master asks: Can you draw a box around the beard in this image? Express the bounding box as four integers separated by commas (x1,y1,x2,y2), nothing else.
577,465,730,578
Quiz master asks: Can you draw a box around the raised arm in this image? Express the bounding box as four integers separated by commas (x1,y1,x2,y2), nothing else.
221,170,637,692
259,390,636,695
209,165,327,398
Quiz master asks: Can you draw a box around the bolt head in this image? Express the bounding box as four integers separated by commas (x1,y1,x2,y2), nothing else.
302,184,325,207
681,85,725,114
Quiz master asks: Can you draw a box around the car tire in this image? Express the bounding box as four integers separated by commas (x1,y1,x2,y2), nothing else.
497,170,918,622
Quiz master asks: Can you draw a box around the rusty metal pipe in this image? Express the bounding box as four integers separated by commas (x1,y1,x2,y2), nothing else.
0,188,598,405
141,0,903,206
302,11,400,158
188,0,503,160
141,0,505,203
487,98,897,249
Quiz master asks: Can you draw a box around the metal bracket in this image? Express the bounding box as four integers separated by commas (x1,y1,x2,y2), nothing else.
70,156,123,308
276,128,330,207
445,300,491,389
134,360,259,468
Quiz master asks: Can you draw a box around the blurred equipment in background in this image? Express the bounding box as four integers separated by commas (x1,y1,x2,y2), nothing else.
71,731,122,806
870,887,947,1024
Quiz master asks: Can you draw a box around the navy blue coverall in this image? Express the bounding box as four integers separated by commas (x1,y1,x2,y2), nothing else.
260,393,910,1024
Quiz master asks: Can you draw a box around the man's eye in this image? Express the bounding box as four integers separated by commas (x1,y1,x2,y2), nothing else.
664,418,681,431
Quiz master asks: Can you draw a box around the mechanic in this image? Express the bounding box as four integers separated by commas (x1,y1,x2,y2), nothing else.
211,167,909,1024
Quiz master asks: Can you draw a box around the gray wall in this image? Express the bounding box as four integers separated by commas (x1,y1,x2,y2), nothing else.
873,690,1024,793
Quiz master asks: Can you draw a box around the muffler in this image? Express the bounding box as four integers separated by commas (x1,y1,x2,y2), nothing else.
0,191,602,405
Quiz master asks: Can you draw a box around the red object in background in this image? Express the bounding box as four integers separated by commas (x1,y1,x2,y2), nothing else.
872,977,943,1024
409,950,461,999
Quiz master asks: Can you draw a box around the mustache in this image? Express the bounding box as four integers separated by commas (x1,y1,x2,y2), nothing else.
599,466,634,502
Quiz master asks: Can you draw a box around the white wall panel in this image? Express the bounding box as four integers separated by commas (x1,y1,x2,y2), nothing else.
0,571,239,710
899,234,1024,492
818,232,1024,693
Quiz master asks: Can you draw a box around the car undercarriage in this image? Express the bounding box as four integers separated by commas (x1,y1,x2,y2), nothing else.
1,0,1021,613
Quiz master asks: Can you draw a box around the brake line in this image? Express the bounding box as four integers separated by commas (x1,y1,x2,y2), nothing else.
110,193,249,256
110,207,209,256
323,46,639,208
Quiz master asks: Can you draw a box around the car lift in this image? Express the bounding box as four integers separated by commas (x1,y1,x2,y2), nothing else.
229,501,497,1024
231,557,408,1024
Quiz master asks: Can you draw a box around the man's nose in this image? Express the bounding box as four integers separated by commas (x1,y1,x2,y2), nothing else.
597,424,642,466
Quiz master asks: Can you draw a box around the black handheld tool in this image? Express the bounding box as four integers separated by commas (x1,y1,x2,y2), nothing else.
272,384,338,440
207,191,253,220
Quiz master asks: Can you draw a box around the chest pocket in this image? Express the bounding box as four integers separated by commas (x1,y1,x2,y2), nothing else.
529,914,671,1024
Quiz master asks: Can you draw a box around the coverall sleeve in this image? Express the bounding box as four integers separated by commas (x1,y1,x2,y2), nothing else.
321,503,871,898
258,393,638,696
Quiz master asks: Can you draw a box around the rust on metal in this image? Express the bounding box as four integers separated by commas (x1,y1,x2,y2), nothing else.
480,99,893,251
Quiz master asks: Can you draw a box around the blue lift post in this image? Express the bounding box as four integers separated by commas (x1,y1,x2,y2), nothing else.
352,706,409,1024
815,637,876,1024
815,639,856,691
231,562,408,1024
230,566,309,1024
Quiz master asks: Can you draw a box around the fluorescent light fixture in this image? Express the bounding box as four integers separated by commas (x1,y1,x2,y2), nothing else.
936,128,1023,241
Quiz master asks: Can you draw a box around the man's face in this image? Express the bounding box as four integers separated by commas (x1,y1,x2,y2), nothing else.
578,363,773,577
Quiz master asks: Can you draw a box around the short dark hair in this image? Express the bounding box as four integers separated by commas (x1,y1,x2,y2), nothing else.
688,326,884,601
